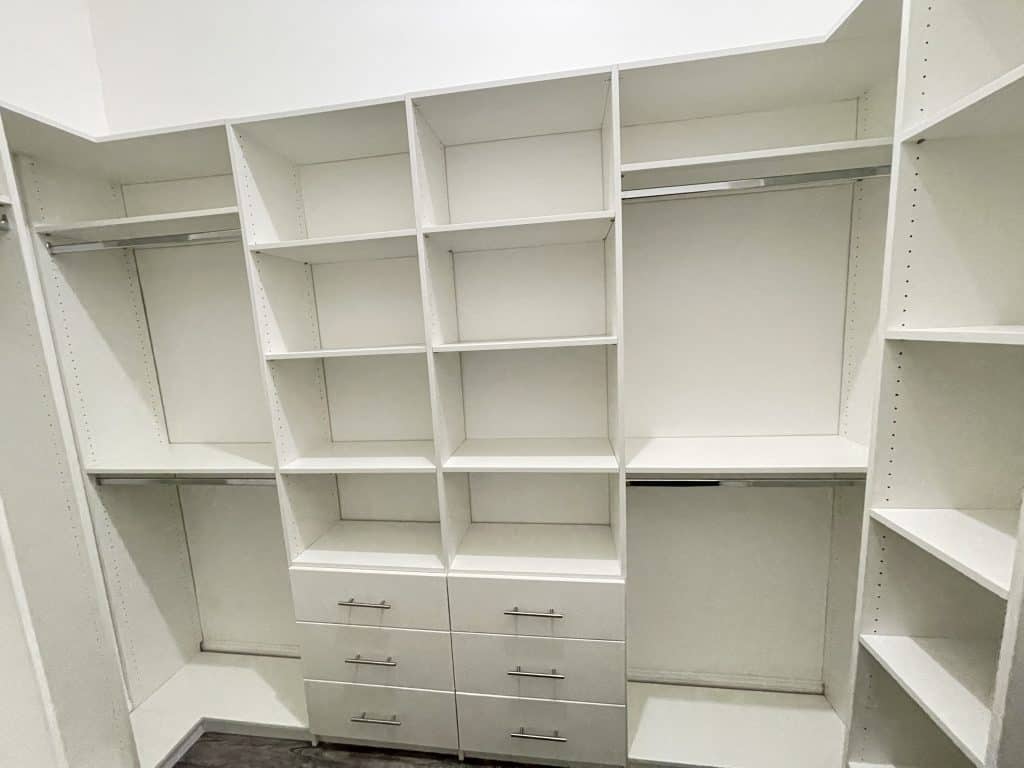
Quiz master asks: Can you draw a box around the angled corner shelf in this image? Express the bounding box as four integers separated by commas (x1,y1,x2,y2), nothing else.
36,206,241,249
84,442,277,477
433,335,617,353
292,519,445,572
860,634,997,768
886,326,1024,346
870,507,1017,599
250,228,418,264
422,210,615,253
621,137,893,191
265,344,426,361
279,441,436,474
625,435,868,476
444,437,619,473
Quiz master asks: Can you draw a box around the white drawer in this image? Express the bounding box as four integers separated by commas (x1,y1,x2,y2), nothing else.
457,692,625,766
290,567,449,630
299,623,454,691
452,632,624,704
307,680,458,752
448,574,624,640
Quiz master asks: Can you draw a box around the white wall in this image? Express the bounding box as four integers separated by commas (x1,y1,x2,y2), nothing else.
87,0,854,134
0,0,108,135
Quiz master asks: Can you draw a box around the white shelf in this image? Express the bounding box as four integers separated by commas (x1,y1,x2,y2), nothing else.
444,438,618,473
433,335,617,353
450,522,620,578
0,192,11,206
35,206,240,243
251,228,418,264
294,520,444,572
85,442,276,476
621,138,893,191
130,652,306,768
422,210,614,253
627,682,844,768
871,508,1017,599
860,635,997,767
266,344,426,361
625,435,868,475
886,326,1024,346
279,441,436,474
902,63,1024,142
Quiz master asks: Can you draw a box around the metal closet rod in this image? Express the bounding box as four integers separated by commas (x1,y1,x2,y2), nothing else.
46,228,242,255
94,475,276,487
622,165,891,202
627,477,863,488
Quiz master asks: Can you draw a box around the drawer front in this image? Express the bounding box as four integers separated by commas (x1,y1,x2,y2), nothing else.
307,681,458,752
457,692,625,765
299,623,454,691
290,568,449,630
448,575,624,640
452,633,624,704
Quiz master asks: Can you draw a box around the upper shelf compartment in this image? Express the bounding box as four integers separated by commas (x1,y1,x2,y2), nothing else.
410,73,615,233
230,101,416,262
618,0,899,174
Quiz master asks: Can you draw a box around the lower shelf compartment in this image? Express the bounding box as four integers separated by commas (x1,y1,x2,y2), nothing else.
129,652,307,768
627,682,844,768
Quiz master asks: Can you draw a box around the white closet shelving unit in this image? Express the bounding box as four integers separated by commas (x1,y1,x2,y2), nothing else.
846,2,1024,767
621,1,901,766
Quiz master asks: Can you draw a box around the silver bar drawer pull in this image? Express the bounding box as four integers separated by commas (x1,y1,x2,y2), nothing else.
508,665,565,680
504,606,564,619
511,727,567,743
339,598,391,610
351,712,401,726
345,654,397,667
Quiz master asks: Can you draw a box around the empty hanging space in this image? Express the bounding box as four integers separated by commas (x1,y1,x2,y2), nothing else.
270,353,435,472
626,481,864,768
618,0,898,192
87,477,304,767
435,345,618,472
4,114,273,475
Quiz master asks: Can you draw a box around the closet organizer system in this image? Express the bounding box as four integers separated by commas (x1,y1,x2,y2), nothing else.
2,0,1024,766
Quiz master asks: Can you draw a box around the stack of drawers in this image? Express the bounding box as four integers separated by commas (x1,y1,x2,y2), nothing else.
290,567,459,753
448,573,626,765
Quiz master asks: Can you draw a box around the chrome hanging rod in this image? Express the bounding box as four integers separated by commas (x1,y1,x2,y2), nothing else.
622,165,891,202
627,477,863,488
46,228,242,255
94,475,275,487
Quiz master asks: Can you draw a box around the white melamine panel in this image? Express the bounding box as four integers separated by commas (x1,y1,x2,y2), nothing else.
299,153,414,238
294,521,444,572
628,486,834,692
307,681,457,752
37,207,239,243
137,243,272,443
121,174,237,215
180,485,298,656
887,326,1024,346
410,105,450,226
452,632,625,704
456,692,625,766
90,484,201,705
313,256,424,348
459,347,609,440
277,474,340,561
289,568,449,630
338,473,439,522
447,241,606,343
445,131,605,224
280,442,437,474
877,343,1024,510
423,211,614,253
231,129,308,243
451,523,620,578
299,623,453,691
624,186,853,438
433,352,466,459
324,355,433,442
447,574,624,640
621,100,858,165
250,253,319,353
253,230,418,265
445,437,618,473
627,683,843,768
466,473,610,524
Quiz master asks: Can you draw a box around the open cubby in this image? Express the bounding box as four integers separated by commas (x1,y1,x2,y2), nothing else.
435,346,618,471
618,1,898,187
443,472,620,578
231,102,416,253
411,74,615,228
5,116,273,474
278,473,443,572
269,354,435,472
